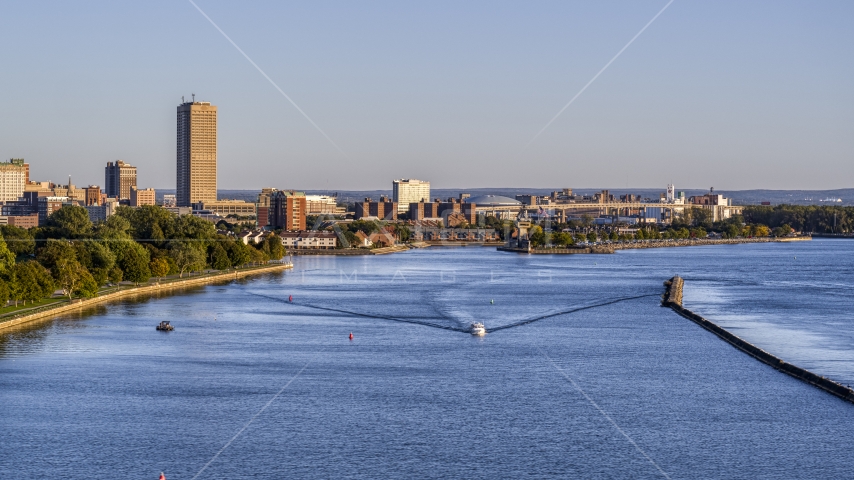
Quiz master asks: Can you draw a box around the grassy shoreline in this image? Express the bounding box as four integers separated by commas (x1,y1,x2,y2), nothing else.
0,263,291,332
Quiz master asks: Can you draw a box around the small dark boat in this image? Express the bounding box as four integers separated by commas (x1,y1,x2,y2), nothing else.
156,321,174,331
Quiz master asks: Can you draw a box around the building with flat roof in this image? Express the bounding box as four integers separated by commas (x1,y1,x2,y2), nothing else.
0,159,28,203
392,179,430,214
38,197,71,225
177,100,217,206
279,230,338,249
268,191,306,231
195,199,256,217
130,187,156,207
105,161,137,200
688,191,742,222
305,195,344,215
408,201,441,221
354,197,397,221
0,215,38,229
85,199,118,223
85,186,101,206
8,158,29,184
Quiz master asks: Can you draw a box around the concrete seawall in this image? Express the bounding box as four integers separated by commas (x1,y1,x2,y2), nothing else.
0,263,292,332
662,276,854,404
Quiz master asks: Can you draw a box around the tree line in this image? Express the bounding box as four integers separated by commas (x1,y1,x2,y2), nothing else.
742,205,854,233
0,205,286,307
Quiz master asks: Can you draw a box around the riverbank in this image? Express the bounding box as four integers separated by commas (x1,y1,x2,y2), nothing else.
0,263,292,332
426,241,503,247
662,276,854,404
289,245,410,255
498,245,615,254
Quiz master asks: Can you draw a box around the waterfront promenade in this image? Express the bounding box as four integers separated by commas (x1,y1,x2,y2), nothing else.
0,263,292,332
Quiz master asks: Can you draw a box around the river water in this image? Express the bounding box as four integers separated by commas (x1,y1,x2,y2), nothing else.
2,240,853,479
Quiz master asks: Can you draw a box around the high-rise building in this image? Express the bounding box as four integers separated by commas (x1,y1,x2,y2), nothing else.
268,190,307,231
392,179,430,214
177,99,217,207
105,160,137,200
258,188,310,228
0,159,27,202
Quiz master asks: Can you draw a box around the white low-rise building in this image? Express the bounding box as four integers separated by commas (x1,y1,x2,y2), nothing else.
238,230,267,244
279,231,338,249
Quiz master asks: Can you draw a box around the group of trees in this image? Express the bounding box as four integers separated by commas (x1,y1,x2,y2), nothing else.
743,205,854,234
0,205,286,306
528,226,709,248
0,234,54,306
524,214,783,248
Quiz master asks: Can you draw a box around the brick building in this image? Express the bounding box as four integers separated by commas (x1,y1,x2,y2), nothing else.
270,191,307,231
85,185,101,206
354,196,397,221
408,201,441,221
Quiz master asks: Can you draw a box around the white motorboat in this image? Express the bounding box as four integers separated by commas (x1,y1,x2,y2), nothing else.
470,322,486,336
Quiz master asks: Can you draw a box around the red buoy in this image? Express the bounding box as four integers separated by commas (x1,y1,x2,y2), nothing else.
288,295,293,302
349,332,353,340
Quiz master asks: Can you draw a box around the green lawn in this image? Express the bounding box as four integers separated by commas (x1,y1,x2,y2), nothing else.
0,297,68,319
0,263,287,322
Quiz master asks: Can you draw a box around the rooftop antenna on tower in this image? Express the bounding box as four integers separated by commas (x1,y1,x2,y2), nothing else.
182,95,185,103
192,93,195,102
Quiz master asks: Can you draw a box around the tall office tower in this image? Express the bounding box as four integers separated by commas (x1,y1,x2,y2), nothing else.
0,159,27,202
177,99,217,207
105,160,137,200
392,179,430,214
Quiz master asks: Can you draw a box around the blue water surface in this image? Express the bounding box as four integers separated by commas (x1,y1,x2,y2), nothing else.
1,240,853,479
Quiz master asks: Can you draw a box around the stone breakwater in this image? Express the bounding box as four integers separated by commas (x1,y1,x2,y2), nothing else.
0,263,292,332
616,236,810,250
662,276,854,404
499,236,811,255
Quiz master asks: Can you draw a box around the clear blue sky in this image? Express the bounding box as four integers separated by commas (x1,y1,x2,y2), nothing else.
1,0,851,191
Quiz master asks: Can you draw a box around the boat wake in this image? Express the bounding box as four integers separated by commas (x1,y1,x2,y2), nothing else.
487,293,659,332
249,291,659,334
249,292,469,332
